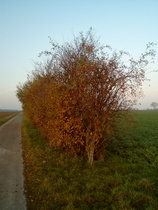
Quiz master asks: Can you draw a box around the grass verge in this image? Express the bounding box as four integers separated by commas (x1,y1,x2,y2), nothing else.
22,111,158,210
0,112,19,126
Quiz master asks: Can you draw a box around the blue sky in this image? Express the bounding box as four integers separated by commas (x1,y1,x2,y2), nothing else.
0,0,158,110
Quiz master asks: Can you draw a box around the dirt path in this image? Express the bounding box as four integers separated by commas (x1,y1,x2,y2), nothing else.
0,113,26,210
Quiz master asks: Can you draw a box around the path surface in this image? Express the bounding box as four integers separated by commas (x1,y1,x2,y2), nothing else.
0,113,26,210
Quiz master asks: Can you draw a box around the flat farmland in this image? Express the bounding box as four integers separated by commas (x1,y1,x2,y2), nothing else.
0,112,18,119
0,112,19,126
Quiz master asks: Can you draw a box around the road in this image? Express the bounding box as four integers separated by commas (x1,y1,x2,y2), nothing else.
0,113,26,210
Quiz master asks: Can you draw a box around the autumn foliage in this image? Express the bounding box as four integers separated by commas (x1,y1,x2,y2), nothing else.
17,29,156,164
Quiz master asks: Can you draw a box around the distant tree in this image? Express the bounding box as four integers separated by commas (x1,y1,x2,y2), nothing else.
151,102,158,110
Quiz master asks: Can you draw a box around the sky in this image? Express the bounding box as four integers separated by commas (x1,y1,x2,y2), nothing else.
0,0,158,110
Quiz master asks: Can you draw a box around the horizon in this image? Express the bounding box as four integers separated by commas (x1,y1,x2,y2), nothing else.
1,0,158,110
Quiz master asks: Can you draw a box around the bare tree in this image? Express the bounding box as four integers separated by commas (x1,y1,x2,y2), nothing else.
151,102,158,110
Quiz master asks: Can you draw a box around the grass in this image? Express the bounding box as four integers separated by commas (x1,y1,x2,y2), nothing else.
22,110,158,209
0,112,19,126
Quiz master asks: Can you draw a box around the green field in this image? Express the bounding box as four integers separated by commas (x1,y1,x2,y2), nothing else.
22,110,158,209
0,112,19,126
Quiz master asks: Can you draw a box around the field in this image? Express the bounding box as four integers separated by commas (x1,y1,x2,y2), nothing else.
0,112,19,126
22,110,158,209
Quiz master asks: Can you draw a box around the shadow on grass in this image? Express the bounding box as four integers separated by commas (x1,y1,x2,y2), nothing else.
22,112,158,209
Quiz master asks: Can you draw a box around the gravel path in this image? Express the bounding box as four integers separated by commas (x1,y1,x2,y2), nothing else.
0,113,26,210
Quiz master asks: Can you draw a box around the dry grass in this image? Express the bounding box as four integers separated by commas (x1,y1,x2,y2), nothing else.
0,112,17,119
0,112,19,126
